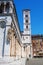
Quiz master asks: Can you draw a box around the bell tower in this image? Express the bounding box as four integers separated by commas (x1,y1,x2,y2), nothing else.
22,9,31,44
23,9,31,34
22,9,32,58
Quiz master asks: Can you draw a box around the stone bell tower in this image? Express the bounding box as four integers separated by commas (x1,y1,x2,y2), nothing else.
0,0,14,58
22,9,32,58
22,9,31,45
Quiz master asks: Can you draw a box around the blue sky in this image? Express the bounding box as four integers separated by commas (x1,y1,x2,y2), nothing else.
14,0,43,35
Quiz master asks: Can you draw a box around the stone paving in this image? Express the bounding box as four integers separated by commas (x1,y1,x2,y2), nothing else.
25,58,43,65
0,57,43,65
0,57,26,65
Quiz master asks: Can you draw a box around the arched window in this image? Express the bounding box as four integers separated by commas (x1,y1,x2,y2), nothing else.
0,6,2,13
26,25,28,29
6,2,10,12
26,20,28,23
25,15,28,17
0,2,4,13
0,21,6,28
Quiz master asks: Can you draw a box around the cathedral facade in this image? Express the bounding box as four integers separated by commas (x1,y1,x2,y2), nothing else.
0,0,32,59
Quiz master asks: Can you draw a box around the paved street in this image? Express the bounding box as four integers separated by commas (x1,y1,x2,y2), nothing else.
0,58,43,65
25,58,43,65
0,57,26,65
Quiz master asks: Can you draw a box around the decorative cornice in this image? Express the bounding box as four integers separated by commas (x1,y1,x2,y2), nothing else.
22,34,31,36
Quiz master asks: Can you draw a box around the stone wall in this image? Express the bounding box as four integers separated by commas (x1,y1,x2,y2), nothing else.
9,28,22,58
6,28,32,59
16,39,22,58
32,36,43,57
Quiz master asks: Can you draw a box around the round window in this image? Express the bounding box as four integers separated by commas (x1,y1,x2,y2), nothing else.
0,21,6,28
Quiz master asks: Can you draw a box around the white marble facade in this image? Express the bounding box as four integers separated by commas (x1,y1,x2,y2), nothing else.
0,0,32,59
0,16,12,58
